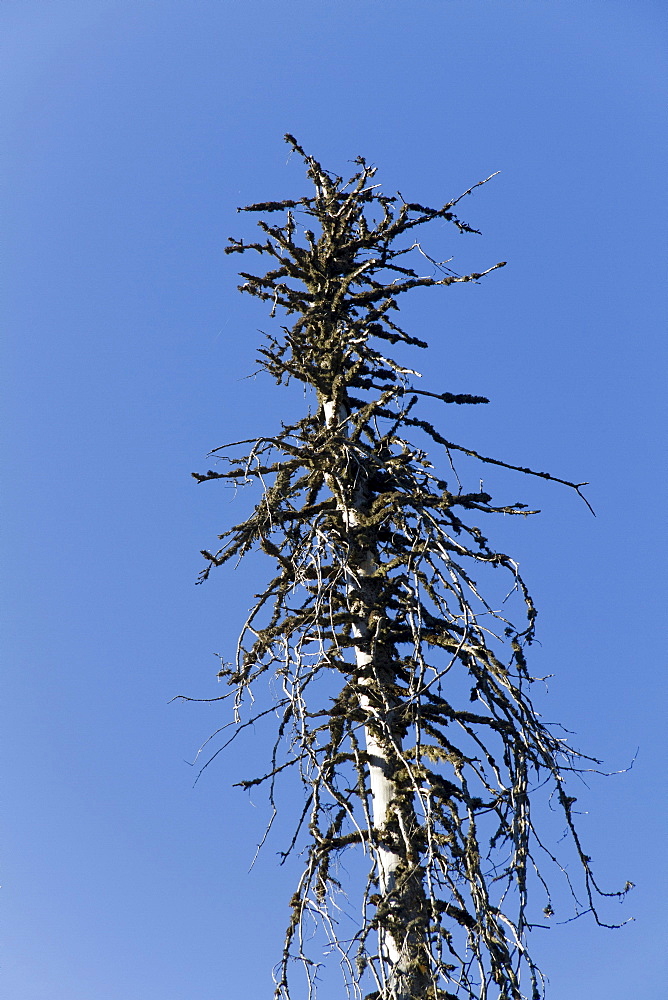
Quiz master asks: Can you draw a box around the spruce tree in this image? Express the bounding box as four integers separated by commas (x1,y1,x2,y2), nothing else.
190,135,630,1000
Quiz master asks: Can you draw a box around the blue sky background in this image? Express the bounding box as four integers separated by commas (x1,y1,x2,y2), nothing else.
2,2,666,998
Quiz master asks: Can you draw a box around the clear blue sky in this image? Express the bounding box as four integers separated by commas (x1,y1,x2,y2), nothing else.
2,2,666,998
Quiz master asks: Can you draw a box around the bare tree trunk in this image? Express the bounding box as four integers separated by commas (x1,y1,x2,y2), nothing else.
323,395,430,1000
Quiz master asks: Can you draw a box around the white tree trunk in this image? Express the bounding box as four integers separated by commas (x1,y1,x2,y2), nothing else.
323,398,405,975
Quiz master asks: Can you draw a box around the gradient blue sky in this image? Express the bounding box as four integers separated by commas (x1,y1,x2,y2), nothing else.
2,2,666,998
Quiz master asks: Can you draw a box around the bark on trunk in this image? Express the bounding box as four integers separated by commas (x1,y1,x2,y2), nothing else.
323,396,430,1000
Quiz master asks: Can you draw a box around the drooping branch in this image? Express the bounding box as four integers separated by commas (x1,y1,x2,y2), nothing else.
192,136,631,1000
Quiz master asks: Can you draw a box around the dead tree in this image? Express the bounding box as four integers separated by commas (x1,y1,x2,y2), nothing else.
189,135,630,1000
